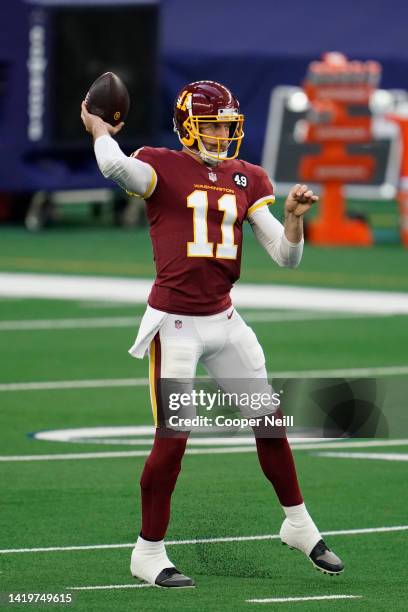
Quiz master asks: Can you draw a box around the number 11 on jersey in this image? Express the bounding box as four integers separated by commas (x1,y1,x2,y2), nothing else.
187,190,238,260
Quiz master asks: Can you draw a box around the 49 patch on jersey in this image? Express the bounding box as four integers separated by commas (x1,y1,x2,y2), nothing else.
233,172,248,189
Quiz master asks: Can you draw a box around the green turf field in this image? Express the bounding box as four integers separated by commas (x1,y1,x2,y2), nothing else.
0,195,405,291
1,226,408,611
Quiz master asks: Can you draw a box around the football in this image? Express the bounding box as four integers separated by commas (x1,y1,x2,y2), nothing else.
85,72,130,126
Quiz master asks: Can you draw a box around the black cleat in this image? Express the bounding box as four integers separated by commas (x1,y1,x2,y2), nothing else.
155,567,196,588
309,539,344,575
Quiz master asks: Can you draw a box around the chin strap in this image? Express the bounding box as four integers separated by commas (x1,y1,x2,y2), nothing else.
196,136,229,165
200,152,221,166
183,145,221,166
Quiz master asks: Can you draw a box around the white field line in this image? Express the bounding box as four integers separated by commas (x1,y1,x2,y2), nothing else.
246,595,362,604
268,365,408,378
0,447,254,462
235,311,378,323
0,274,152,304
32,432,408,450
33,427,338,446
79,301,138,309
1,365,408,393
285,439,408,450
0,378,149,391
317,452,408,461
1,273,408,314
0,316,142,331
0,311,386,332
68,583,152,590
1,439,408,462
67,587,362,597
1,524,407,555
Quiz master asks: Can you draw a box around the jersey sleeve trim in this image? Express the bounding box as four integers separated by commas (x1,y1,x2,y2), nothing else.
246,195,276,218
142,166,158,199
126,166,158,199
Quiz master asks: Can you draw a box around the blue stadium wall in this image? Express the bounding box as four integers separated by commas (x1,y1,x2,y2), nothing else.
160,0,408,163
1,0,407,191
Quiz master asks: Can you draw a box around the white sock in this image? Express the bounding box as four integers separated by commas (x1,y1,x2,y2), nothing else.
130,536,174,584
280,503,321,555
282,502,313,526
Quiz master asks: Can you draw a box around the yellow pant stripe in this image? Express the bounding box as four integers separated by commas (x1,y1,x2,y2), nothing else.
149,338,158,427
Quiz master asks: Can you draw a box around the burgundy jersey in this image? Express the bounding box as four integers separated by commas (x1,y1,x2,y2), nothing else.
133,147,275,315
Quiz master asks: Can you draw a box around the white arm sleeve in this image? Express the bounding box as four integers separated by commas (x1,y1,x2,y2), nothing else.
94,134,157,198
248,205,304,268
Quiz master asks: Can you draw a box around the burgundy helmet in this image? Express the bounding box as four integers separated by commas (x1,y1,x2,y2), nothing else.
173,80,245,163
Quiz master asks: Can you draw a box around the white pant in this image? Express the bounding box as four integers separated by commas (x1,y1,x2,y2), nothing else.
129,305,272,426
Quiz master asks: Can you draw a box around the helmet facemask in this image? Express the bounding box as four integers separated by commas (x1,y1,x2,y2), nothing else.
174,92,245,165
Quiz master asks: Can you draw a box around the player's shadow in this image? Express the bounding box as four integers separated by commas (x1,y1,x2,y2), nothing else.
192,541,277,578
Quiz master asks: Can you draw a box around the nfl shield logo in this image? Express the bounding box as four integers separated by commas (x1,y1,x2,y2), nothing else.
208,171,217,182
175,320,183,329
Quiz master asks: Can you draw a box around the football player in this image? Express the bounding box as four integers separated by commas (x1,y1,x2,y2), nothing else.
81,81,344,588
